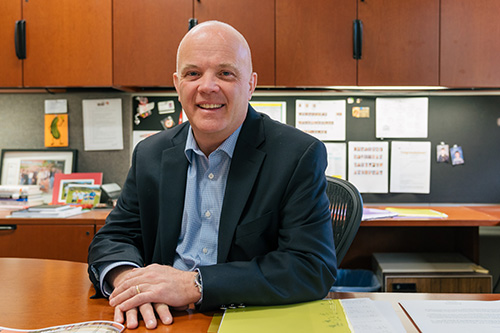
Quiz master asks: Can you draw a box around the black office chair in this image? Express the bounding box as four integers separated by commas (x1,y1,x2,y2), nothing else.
325,176,363,265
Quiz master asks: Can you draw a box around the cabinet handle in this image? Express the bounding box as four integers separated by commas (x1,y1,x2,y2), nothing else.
189,18,198,30
353,19,363,60
0,225,17,231
15,20,26,60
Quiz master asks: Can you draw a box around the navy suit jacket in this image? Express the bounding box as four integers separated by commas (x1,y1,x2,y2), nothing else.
88,105,337,311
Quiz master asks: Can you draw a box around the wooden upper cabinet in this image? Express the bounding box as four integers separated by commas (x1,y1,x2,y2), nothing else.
276,0,357,87
441,0,500,87
113,0,193,87
0,0,22,87
358,0,439,86
194,0,275,86
22,0,112,87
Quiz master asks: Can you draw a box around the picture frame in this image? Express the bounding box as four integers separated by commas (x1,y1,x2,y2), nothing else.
52,172,103,204
0,149,77,203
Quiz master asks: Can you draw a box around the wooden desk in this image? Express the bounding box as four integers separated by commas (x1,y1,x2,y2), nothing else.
2,205,500,268
2,258,500,333
342,205,500,269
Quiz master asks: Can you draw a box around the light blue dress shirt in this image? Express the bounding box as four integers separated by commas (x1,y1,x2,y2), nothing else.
99,124,241,296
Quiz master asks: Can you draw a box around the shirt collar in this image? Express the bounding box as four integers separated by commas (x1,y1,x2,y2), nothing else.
184,124,242,163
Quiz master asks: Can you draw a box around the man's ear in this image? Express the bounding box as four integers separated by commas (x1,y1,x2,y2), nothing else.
173,72,180,100
248,72,258,100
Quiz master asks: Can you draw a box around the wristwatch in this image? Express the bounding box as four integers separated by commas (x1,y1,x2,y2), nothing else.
194,271,203,294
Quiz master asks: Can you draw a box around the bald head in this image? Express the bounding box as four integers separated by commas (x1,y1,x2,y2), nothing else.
176,21,253,75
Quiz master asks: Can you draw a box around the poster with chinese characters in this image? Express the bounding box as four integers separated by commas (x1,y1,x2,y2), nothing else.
348,141,389,193
295,99,346,141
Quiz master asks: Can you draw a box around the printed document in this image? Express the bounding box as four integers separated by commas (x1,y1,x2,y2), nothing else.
390,141,431,194
325,142,346,179
83,99,124,151
348,141,389,193
376,97,428,138
400,300,500,333
296,99,346,141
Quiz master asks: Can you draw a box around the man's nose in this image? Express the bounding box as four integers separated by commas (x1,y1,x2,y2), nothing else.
198,73,220,93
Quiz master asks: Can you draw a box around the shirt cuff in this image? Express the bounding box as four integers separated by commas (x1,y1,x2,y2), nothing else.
99,261,140,297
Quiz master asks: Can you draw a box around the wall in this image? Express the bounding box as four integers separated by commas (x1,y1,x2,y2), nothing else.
0,91,132,186
1,91,500,203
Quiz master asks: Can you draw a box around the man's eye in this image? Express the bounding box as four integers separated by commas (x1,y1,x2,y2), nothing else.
185,71,199,77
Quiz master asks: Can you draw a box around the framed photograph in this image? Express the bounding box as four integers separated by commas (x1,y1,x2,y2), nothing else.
0,149,77,203
52,172,103,204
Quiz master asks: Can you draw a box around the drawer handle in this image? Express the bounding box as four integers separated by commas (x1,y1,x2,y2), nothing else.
0,225,17,231
15,20,26,60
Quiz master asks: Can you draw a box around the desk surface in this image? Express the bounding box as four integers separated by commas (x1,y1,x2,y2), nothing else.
362,205,500,227
2,258,500,332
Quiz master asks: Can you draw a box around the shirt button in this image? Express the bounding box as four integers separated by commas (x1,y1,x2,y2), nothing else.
203,248,208,254
208,173,214,180
205,210,211,218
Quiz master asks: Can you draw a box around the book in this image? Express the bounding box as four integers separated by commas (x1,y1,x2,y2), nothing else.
10,205,83,218
0,185,42,196
0,320,124,332
26,204,74,212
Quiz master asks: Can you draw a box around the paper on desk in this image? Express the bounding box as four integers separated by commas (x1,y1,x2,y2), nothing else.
0,320,124,332
384,207,448,218
218,299,351,332
400,300,500,333
340,298,404,333
362,208,399,221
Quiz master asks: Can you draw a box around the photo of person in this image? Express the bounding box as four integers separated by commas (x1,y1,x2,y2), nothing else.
450,146,465,165
18,160,65,192
436,144,450,163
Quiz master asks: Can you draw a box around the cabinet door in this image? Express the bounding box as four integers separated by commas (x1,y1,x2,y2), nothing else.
276,0,356,87
441,0,500,87
195,0,275,86
113,0,193,87
22,0,112,87
0,0,22,87
0,224,94,263
358,0,439,86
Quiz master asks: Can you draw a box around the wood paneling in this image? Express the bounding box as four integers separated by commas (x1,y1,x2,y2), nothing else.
276,0,357,87
195,0,275,86
113,0,193,87
0,0,22,87
358,0,439,86
441,0,500,87
22,0,112,87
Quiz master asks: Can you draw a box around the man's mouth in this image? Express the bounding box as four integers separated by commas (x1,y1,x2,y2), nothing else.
198,103,224,110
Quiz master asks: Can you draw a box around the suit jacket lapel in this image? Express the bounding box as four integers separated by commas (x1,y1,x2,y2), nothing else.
217,107,266,262
156,125,189,265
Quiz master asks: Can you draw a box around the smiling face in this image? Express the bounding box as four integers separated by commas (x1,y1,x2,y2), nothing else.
173,21,257,155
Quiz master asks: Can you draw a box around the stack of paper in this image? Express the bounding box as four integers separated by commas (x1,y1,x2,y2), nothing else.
0,185,44,210
9,204,83,218
217,298,404,333
362,208,399,221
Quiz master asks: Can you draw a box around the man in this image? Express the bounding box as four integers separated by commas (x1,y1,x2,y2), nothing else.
88,21,336,329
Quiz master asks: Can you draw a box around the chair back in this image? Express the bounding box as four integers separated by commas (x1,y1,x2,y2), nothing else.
325,176,363,265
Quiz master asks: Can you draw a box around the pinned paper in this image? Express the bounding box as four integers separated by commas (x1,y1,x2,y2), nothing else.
45,114,68,147
352,106,370,118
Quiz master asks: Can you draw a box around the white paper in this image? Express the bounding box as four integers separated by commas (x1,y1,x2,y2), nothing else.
44,99,67,114
250,101,287,123
400,300,500,333
324,142,346,179
340,298,403,333
132,130,161,152
390,141,431,194
376,97,428,138
295,99,346,141
82,99,124,151
348,141,389,193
